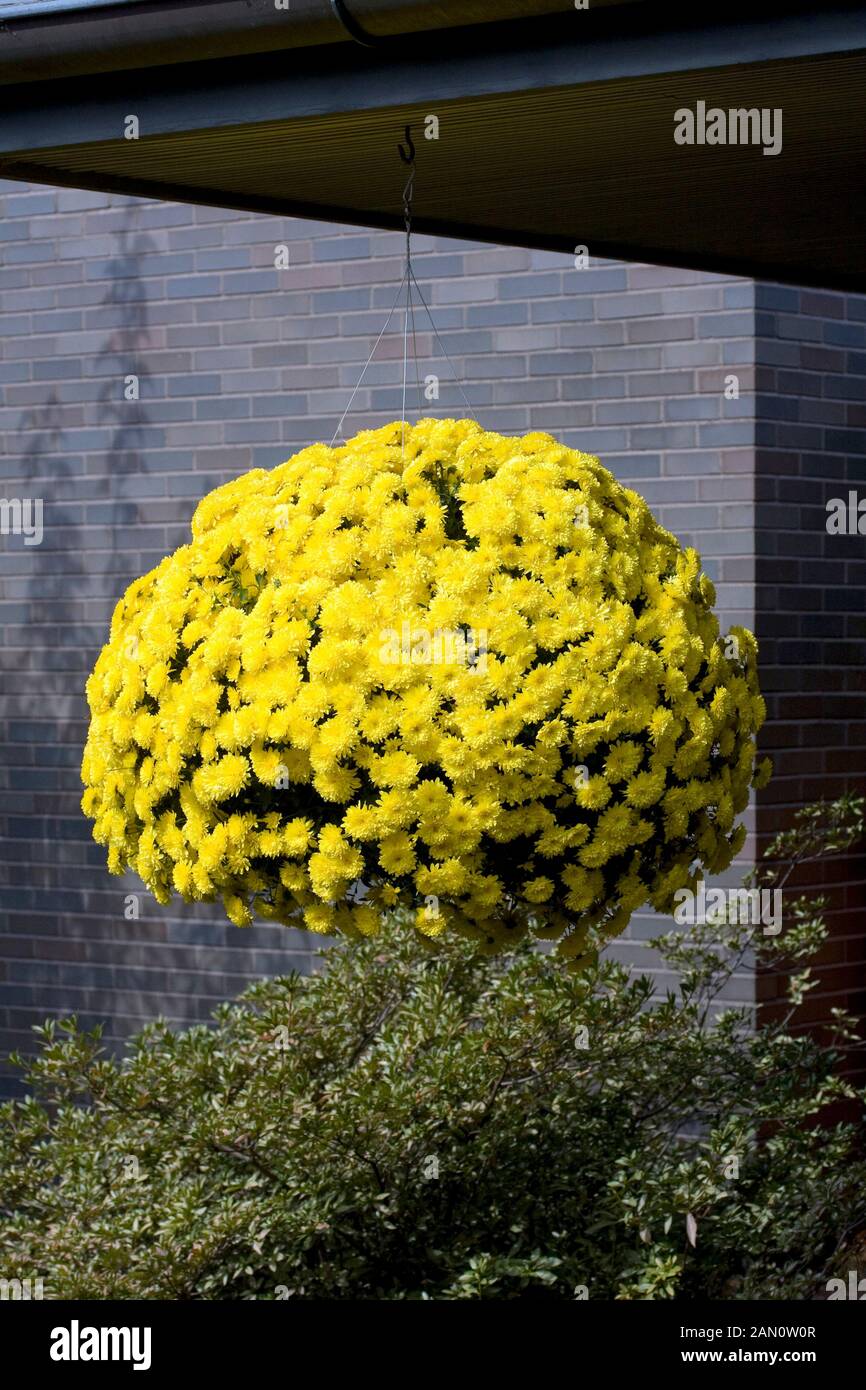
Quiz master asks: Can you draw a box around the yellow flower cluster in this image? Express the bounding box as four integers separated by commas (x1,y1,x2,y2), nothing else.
81,419,768,965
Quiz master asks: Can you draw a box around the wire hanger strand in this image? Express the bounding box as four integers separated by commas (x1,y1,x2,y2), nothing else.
330,123,472,451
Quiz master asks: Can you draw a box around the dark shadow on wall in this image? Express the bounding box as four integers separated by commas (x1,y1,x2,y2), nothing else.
95,214,156,476
15,389,65,479
1,198,159,1094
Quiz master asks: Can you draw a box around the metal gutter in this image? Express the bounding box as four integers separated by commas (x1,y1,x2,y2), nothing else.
0,0,580,82
2,4,864,150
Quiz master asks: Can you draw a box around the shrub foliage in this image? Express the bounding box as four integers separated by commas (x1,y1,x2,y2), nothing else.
1,794,863,1300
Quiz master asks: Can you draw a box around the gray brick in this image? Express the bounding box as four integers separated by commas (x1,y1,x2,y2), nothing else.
432,277,497,304
167,274,221,299
627,316,695,343
166,374,222,396
252,394,307,416
597,400,661,424
661,343,722,369
698,312,755,338
627,371,694,395
529,351,593,377
494,380,558,404
629,424,696,449
492,323,558,347
497,272,560,299
698,421,754,446
596,346,662,371
562,376,626,399
465,355,526,379
5,193,56,215
559,321,624,347
192,248,252,271
561,268,628,293
596,292,664,319
313,236,372,261
531,298,594,323
467,303,528,326
312,286,371,311
664,397,721,420
661,287,724,313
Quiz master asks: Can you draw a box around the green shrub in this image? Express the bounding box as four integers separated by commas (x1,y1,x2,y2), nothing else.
1,794,864,1300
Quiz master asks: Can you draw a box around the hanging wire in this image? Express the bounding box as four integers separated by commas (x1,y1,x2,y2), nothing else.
409,263,475,419
329,268,408,447
399,126,415,458
331,122,472,450
400,260,410,456
409,268,423,418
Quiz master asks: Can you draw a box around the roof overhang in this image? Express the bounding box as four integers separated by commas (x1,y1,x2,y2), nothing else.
0,1,865,291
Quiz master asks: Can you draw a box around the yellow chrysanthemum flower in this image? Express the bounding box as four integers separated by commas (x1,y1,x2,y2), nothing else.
81,418,766,959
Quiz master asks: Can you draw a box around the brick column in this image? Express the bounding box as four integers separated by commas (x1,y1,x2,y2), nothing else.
752,284,866,1040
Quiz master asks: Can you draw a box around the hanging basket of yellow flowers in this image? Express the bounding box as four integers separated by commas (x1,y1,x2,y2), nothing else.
81,418,769,966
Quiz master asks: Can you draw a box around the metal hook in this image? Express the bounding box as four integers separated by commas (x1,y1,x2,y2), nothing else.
398,124,416,166
399,125,416,233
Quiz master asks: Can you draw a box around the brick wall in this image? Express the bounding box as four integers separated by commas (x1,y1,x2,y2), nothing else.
1,181,858,1095
752,284,866,1038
